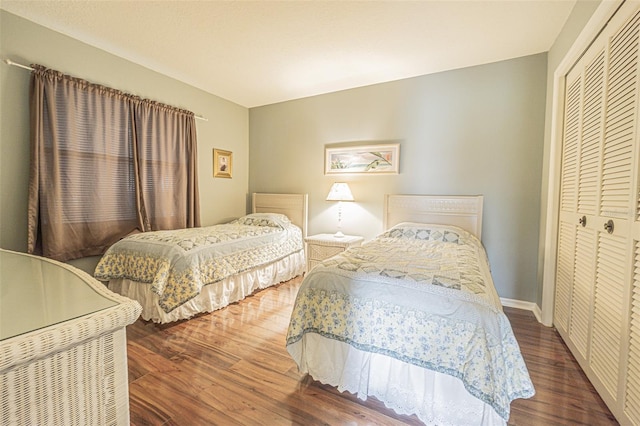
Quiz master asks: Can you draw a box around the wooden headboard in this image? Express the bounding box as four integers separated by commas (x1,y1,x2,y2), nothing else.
383,195,484,239
252,193,309,237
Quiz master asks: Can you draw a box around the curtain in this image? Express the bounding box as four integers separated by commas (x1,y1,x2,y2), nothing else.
132,99,200,231
27,65,200,261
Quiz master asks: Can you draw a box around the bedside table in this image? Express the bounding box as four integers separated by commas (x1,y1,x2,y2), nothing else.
305,233,364,272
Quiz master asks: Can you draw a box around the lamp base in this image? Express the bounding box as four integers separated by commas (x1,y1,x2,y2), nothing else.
334,231,345,238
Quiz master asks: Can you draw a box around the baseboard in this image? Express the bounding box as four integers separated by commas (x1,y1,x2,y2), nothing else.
500,297,542,323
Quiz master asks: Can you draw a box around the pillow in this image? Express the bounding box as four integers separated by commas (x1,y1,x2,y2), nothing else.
381,222,463,244
232,213,291,228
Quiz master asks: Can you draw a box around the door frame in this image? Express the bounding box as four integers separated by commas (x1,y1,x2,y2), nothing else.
541,0,624,326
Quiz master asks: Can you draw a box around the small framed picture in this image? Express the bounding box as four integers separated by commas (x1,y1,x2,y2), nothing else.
213,149,232,178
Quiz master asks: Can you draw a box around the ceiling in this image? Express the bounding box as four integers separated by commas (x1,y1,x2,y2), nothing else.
1,1,577,108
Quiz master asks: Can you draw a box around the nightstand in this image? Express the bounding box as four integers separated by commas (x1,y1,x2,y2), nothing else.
305,233,364,272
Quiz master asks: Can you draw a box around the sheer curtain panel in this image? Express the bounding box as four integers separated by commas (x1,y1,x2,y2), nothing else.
27,65,200,261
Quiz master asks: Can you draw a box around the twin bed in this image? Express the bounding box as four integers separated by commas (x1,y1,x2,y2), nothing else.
95,193,308,323
286,194,534,425
95,193,533,424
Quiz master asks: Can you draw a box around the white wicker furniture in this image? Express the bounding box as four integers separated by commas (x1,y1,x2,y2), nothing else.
0,249,142,426
305,233,364,272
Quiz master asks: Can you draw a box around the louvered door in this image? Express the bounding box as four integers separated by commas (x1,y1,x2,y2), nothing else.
555,32,603,360
554,2,640,424
554,70,581,338
627,242,640,423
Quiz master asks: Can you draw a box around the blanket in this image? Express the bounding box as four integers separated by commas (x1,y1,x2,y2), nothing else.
286,223,534,420
95,213,303,313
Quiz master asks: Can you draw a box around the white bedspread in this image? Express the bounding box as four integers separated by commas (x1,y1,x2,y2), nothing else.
95,213,303,314
286,223,534,424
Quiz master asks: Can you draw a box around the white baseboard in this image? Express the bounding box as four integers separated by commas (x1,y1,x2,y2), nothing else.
500,297,543,324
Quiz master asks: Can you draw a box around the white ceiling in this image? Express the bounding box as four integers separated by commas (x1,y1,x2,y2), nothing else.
1,0,577,108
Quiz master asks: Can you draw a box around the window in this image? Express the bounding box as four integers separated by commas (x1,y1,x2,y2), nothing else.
28,66,200,261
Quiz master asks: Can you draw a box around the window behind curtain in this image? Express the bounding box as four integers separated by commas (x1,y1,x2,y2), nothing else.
133,100,198,231
27,66,200,261
43,83,137,224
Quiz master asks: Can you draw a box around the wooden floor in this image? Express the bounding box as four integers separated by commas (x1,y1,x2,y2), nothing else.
126,276,619,425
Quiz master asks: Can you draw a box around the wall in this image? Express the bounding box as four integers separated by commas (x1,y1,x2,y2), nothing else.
250,54,547,302
0,11,249,273
0,8,596,305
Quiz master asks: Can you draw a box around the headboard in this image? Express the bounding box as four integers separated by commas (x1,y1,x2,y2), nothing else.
383,194,484,239
252,193,309,237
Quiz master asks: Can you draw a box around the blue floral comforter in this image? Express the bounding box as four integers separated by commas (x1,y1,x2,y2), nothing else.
95,213,303,313
285,223,534,421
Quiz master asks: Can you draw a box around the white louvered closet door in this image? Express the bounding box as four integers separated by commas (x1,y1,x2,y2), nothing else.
554,2,640,424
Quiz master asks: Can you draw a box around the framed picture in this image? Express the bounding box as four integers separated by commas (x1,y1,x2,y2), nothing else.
325,143,400,175
213,149,232,178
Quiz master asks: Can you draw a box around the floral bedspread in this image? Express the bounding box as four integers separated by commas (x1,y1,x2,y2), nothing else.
286,223,534,421
95,213,303,313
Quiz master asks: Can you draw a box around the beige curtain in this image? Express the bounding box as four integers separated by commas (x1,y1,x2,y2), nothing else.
27,65,200,261
132,99,200,231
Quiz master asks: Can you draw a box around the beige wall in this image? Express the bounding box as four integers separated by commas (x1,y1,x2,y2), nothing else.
250,54,547,302
0,11,248,272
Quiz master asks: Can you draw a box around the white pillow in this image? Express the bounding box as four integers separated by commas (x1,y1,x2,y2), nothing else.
233,213,291,228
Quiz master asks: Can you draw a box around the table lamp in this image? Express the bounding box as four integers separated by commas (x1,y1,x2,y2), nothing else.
326,182,354,238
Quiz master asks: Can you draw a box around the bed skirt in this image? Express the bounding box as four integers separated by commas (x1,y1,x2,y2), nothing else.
287,333,507,426
108,250,305,323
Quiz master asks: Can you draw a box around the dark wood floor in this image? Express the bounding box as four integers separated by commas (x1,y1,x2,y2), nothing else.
125,276,619,425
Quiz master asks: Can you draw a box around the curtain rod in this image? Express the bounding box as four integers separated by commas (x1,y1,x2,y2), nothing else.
3,58,208,122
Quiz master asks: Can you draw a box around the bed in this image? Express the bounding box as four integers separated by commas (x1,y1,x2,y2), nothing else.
285,194,535,426
94,193,308,323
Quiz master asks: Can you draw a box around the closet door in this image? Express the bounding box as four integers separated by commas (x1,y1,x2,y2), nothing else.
554,3,640,423
554,30,604,363
555,65,587,349
592,8,637,408
628,220,640,424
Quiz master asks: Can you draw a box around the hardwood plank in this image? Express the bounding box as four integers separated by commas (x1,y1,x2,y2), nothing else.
125,277,619,425
505,307,618,426
127,340,181,382
129,372,243,426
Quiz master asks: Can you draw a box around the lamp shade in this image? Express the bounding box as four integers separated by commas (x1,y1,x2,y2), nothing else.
326,183,354,201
